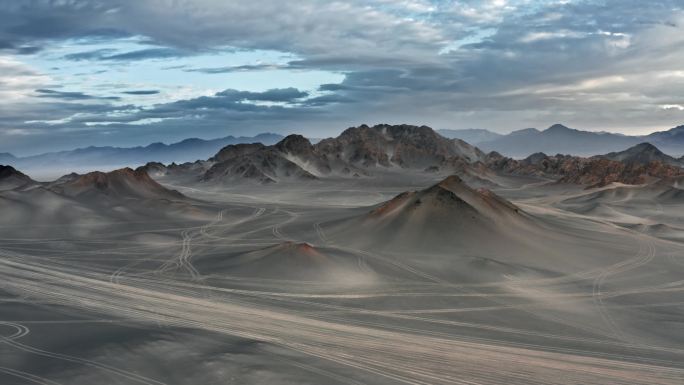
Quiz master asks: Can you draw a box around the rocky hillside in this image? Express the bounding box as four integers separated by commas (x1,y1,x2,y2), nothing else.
0,165,36,191
199,125,486,184
486,145,684,188
49,167,185,200
202,135,323,184
556,159,683,187
138,123,684,188
596,142,681,166
315,124,485,169
367,175,523,223
325,175,534,254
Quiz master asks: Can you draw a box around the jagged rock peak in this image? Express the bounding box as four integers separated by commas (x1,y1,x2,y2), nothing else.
275,134,314,154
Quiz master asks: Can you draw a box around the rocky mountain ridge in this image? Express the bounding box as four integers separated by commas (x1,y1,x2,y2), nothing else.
133,124,684,189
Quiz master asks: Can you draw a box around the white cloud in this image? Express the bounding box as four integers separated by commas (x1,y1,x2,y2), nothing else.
519,30,585,43
0,56,50,100
660,104,684,111
656,71,684,79
499,75,627,96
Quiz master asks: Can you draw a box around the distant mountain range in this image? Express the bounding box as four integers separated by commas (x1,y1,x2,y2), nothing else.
439,123,684,157
4,124,684,191
145,124,487,185
138,124,684,188
436,129,503,144
8,123,684,180
486,141,684,188
1,133,284,179
644,125,684,154
597,142,682,166
0,153,16,164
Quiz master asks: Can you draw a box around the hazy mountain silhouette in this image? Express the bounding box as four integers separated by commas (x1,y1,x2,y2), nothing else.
3,133,284,178
437,128,503,144
478,124,640,157
199,124,487,184
597,142,682,166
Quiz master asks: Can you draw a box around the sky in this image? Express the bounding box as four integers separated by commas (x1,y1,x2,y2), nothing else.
1,0,684,155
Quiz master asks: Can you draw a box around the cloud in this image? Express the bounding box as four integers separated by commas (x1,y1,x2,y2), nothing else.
5,87,317,139
519,30,586,43
100,48,185,61
183,63,286,74
215,88,309,103
0,1,443,67
301,94,354,106
63,48,118,61
35,89,121,101
15,45,43,55
0,56,50,100
64,48,185,61
122,90,161,95
661,104,684,111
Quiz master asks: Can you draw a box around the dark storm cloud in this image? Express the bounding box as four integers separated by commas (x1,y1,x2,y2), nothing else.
183,63,286,74
65,48,186,61
0,39,42,55
216,88,309,103
0,2,128,46
35,89,121,101
0,1,441,62
64,48,118,61
101,88,311,122
99,48,186,61
16,45,42,55
122,90,160,95
301,94,354,107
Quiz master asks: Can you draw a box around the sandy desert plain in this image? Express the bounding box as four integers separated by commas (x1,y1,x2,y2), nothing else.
2,126,684,385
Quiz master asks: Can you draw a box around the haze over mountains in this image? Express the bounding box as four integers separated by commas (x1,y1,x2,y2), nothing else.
5,123,684,182
4,123,684,192
0,165,34,191
598,142,682,166
132,124,684,191
434,128,504,145
439,123,684,157
2,133,283,180
144,124,489,185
